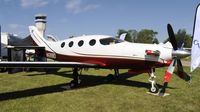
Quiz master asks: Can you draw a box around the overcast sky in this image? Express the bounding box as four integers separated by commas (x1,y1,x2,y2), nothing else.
0,0,199,42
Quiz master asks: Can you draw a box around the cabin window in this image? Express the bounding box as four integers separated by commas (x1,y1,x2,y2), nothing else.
78,40,84,47
89,39,96,46
99,37,124,45
61,42,65,48
69,41,74,47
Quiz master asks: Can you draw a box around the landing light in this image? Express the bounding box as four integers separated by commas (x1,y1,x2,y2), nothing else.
145,50,160,56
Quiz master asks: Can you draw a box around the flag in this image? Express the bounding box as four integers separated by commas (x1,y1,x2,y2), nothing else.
191,4,200,72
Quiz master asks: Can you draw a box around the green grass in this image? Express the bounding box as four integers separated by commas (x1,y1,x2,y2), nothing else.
183,56,191,61
0,67,200,112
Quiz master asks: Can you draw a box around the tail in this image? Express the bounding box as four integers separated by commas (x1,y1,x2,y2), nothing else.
29,26,54,53
119,33,127,40
191,4,200,72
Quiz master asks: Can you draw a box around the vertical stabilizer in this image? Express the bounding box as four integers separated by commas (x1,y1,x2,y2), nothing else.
29,26,53,53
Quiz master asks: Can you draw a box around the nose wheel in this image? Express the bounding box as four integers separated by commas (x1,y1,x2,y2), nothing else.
149,83,159,93
148,68,159,93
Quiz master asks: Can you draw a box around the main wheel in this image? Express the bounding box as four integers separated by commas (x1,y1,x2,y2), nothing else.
106,74,114,82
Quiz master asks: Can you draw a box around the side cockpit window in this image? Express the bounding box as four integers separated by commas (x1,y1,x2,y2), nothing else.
99,37,124,45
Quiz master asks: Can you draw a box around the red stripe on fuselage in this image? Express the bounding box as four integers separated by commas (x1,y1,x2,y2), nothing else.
55,53,169,69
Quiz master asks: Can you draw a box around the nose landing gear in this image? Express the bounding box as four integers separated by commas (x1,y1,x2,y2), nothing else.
148,68,159,93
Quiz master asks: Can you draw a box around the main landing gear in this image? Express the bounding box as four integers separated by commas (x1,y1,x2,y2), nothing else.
106,69,119,82
62,68,119,89
61,68,81,89
148,68,159,93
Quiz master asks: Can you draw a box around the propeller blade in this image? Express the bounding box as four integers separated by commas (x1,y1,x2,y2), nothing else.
176,59,190,81
159,58,176,96
167,24,178,50
177,37,185,49
176,59,185,79
177,59,183,72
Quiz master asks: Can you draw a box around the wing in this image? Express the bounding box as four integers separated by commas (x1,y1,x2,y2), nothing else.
0,61,99,68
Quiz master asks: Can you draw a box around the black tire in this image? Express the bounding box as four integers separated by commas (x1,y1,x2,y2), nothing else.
106,74,114,82
70,80,80,88
149,84,159,93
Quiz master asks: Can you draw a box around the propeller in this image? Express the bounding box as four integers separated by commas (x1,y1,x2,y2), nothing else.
167,24,189,80
176,59,190,81
159,24,191,96
167,24,178,50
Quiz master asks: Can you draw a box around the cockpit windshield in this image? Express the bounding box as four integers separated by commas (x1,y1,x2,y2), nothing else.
99,37,124,45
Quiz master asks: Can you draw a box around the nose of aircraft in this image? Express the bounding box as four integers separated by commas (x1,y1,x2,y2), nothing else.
172,49,191,59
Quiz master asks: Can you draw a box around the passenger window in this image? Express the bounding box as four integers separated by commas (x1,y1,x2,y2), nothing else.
89,39,96,46
61,42,65,48
78,40,84,47
68,41,74,47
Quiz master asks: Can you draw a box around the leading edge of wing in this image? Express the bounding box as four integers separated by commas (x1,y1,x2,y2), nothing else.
0,61,100,68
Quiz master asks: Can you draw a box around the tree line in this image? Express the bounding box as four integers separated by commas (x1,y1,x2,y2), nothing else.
116,28,192,48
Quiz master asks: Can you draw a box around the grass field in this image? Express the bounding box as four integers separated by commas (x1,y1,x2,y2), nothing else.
0,67,200,112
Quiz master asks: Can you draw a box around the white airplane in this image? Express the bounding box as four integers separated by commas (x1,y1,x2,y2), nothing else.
1,5,200,97
0,23,191,96
32,23,193,95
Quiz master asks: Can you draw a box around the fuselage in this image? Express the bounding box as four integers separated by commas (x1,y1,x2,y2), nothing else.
42,35,173,69
29,25,173,69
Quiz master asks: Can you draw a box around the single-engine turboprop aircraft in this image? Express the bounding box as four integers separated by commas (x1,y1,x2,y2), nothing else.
29,23,192,96
0,24,191,96
1,5,200,96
